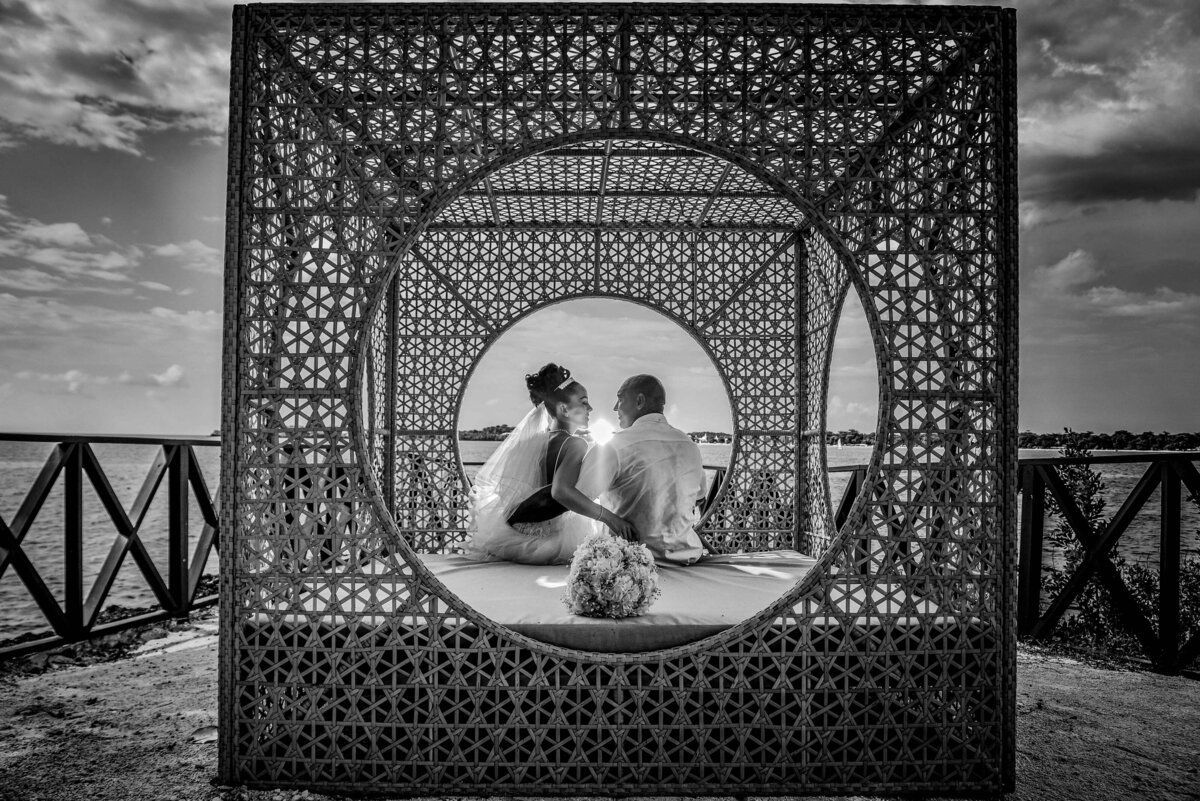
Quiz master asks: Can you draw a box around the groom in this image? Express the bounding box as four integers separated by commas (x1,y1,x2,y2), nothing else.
579,374,708,564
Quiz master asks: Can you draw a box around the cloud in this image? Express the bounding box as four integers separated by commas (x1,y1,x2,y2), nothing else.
0,196,143,286
149,306,221,332
1022,133,1200,205
1031,249,1103,293
19,221,92,248
1026,248,1200,323
0,266,62,291
0,197,223,295
24,245,136,273
497,303,690,362
1083,285,1200,319
826,394,877,432
0,292,78,337
16,361,188,395
458,298,734,431
1017,0,1200,204
0,292,221,347
0,0,1191,211
118,362,187,387
0,0,44,28
153,238,221,274
152,362,186,386
0,0,232,154
829,358,878,379
1018,200,1094,231
15,366,111,394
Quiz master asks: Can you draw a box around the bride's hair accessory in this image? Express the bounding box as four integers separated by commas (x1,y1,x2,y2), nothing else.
525,363,575,405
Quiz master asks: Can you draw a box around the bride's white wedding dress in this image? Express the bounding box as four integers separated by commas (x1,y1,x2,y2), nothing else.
466,406,600,564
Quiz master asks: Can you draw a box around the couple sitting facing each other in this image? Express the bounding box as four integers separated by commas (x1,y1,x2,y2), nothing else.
467,362,707,566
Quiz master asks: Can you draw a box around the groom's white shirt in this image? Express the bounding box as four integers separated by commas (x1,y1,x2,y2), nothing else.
579,413,708,564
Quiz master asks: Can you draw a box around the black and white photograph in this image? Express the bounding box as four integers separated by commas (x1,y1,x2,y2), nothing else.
1,2,1197,799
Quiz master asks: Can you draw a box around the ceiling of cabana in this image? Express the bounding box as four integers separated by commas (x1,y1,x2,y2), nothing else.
267,15,974,213
429,139,806,231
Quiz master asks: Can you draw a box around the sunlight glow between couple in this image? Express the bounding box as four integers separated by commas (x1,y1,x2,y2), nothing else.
587,418,616,446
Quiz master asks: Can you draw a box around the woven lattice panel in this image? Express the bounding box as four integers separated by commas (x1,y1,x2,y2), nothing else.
366,181,815,555
220,4,1017,796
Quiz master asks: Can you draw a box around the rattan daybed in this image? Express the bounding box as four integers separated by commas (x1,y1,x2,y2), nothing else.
220,3,1018,795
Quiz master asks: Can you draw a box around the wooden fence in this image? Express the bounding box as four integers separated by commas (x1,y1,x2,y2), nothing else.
822,455,1199,674
1018,453,1200,674
0,434,220,658
3,438,1196,673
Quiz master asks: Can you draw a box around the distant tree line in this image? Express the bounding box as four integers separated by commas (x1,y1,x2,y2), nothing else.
457,426,1199,451
826,429,875,445
1019,430,1200,451
460,424,515,441
689,430,880,445
690,430,879,445
688,431,733,443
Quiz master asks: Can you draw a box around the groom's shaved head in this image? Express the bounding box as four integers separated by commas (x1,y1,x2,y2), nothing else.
623,374,666,412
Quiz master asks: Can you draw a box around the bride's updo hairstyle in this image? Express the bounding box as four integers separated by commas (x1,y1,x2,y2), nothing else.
526,363,577,409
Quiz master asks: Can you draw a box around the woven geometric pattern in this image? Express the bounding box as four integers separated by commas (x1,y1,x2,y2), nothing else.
362,138,822,556
220,4,1018,795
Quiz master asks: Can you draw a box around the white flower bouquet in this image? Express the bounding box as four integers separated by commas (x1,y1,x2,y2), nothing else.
563,532,661,618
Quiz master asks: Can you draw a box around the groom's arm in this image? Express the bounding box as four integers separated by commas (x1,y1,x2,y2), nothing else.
577,442,618,499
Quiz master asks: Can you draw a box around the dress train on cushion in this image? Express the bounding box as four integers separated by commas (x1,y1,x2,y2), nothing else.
466,483,599,564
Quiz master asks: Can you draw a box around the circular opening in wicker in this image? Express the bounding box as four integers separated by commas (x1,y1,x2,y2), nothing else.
358,134,876,652
456,296,735,482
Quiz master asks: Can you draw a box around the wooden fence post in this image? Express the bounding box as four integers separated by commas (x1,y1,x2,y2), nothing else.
168,444,190,616
1017,464,1044,637
1159,459,1181,672
63,442,83,638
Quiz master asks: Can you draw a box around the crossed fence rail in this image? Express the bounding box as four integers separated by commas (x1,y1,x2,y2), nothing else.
828,456,1199,674
1018,453,1200,674
2,435,1197,673
0,434,220,658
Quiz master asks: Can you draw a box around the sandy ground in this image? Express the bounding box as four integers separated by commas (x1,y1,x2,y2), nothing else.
1,610,1198,801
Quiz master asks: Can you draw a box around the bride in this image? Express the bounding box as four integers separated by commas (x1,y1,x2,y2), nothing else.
466,363,636,564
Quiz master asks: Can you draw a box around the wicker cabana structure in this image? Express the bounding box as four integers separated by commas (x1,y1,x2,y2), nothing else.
219,3,1017,794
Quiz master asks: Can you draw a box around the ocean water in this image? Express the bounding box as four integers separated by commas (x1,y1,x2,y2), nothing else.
2,440,1196,640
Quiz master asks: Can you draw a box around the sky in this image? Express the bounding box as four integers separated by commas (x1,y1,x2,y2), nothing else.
0,0,1197,437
